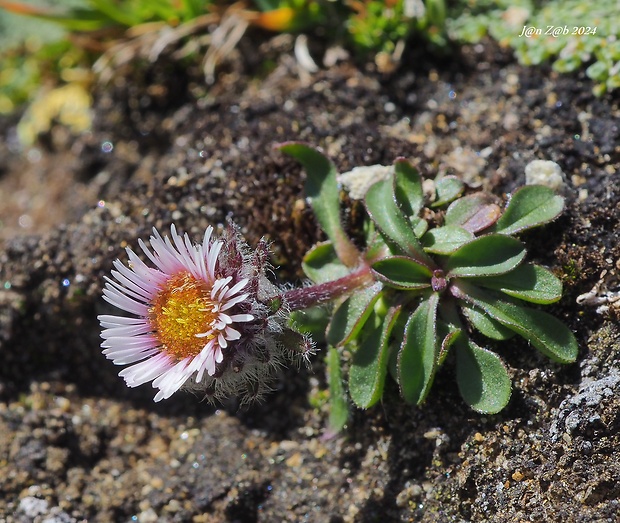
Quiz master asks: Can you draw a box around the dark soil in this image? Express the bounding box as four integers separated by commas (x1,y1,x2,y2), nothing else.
1,33,619,522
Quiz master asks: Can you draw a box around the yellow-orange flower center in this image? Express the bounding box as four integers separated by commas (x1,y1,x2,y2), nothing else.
149,272,216,360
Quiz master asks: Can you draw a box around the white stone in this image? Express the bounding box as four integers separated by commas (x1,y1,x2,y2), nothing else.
19,496,48,517
524,160,567,192
337,164,394,200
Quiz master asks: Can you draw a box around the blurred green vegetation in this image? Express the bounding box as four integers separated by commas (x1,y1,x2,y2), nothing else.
0,0,70,50
0,0,617,141
0,0,447,124
0,1,89,114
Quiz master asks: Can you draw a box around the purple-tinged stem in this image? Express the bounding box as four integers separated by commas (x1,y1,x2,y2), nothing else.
283,264,374,311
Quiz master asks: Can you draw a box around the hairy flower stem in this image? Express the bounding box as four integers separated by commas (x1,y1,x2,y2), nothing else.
283,265,374,311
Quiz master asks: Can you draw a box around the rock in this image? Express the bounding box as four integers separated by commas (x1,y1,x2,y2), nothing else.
524,159,568,192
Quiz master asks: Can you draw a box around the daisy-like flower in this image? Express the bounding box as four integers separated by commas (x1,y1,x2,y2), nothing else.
98,225,255,402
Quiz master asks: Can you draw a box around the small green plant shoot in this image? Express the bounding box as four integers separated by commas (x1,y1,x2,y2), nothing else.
279,143,578,427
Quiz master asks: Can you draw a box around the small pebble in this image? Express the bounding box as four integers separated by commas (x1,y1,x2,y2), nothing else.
524,160,567,192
